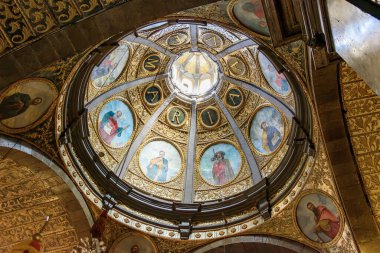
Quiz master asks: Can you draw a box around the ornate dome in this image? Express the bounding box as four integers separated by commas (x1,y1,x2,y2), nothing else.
57,19,313,240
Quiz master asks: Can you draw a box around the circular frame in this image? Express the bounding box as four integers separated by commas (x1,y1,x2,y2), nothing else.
137,138,185,185
200,32,225,49
226,55,248,77
142,53,162,73
224,86,245,109
199,106,221,129
0,77,58,133
166,106,188,128
143,84,163,107
248,104,288,157
292,190,345,248
94,96,137,150
166,31,189,46
256,50,292,98
227,0,271,41
89,43,130,90
196,140,244,187
109,232,158,253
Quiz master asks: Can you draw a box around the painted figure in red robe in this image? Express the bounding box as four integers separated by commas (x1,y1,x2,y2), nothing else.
99,110,129,145
211,151,235,185
307,202,340,242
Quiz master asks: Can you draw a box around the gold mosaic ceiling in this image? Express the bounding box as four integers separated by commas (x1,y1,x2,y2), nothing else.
78,21,296,201
56,19,312,240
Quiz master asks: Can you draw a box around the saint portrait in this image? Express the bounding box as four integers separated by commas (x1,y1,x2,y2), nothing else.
139,141,182,183
90,44,129,88
0,78,57,132
97,100,134,148
258,52,291,96
199,143,242,186
232,0,270,36
250,106,284,155
109,232,157,253
296,192,342,243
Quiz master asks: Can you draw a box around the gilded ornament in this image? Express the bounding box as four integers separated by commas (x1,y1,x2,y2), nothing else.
201,32,223,48
166,106,188,128
143,84,163,106
200,106,220,129
167,32,188,46
227,56,247,76
143,54,161,72
225,87,244,109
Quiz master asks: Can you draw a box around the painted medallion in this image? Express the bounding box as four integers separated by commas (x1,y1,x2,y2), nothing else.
90,44,129,88
250,106,284,155
0,78,57,131
233,0,270,36
139,140,182,183
98,100,134,148
199,143,242,186
296,192,342,244
110,232,157,253
258,52,291,96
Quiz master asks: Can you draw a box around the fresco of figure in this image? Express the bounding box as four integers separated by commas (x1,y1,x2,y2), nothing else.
307,202,340,242
211,151,235,185
99,110,129,145
250,106,284,155
233,0,269,36
146,151,169,182
97,100,134,148
296,192,342,243
260,121,282,153
0,93,42,120
258,52,291,95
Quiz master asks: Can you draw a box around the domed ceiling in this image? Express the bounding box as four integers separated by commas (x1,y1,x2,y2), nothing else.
57,19,312,239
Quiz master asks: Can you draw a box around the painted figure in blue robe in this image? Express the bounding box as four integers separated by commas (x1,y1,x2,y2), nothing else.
146,150,169,182
261,121,282,152
98,110,128,145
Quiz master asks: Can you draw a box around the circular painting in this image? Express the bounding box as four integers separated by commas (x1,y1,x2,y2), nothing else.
110,232,157,253
258,52,291,96
0,78,57,131
199,143,242,186
296,192,342,244
232,0,270,36
139,140,182,183
90,44,129,88
250,106,284,155
97,99,134,148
